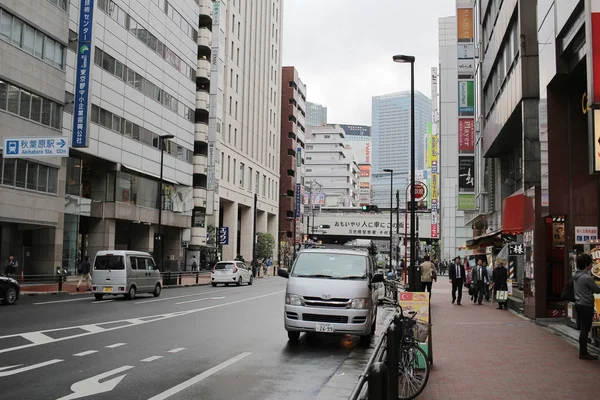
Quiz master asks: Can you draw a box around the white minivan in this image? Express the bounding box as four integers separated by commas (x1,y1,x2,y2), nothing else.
91,250,161,301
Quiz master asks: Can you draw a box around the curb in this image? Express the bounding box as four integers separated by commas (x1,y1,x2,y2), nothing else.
539,322,600,355
20,282,212,296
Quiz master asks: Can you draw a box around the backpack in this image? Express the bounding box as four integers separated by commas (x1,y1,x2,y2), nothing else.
561,277,576,302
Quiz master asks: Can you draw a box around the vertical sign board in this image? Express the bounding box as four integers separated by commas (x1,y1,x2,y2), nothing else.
296,146,302,168
206,1,221,215
430,67,439,237
72,0,95,148
457,2,476,210
295,183,301,218
219,227,229,245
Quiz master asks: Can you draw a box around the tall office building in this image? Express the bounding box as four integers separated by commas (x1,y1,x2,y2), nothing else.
438,15,471,260
58,0,199,273
371,91,430,175
279,66,306,244
195,0,282,262
0,0,70,274
336,124,372,206
305,101,327,127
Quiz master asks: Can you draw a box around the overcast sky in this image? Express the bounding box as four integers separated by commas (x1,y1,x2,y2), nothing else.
282,0,456,126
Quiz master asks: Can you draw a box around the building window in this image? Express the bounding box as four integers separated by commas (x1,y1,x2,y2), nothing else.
47,0,68,11
239,162,244,187
0,155,58,194
227,155,231,182
262,175,266,196
221,152,225,179
0,80,62,129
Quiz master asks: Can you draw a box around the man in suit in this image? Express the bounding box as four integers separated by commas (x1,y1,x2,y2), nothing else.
472,259,490,305
449,256,466,305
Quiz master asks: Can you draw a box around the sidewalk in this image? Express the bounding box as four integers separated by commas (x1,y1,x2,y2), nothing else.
419,280,600,400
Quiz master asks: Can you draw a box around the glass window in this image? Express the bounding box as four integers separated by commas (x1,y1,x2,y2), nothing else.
34,30,43,58
47,167,58,194
0,11,11,41
11,17,22,46
41,98,51,125
7,85,19,114
127,67,135,86
37,164,48,192
112,114,121,132
19,90,30,118
100,108,111,128
15,160,26,188
129,18,137,35
26,163,37,190
30,94,41,122
102,51,115,74
132,124,140,140
115,60,123,79
44,36,55,64
94,255,125,270
51,103,61,129
3,158,15,185
0,81,7,110
54,42,63,68
91,104,99,123
123,120,133,137
22,24,34,53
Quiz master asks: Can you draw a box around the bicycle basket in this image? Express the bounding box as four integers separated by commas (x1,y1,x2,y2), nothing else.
401,318,416,340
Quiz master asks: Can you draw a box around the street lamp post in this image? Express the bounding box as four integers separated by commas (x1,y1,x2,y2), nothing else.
156,133,175,271
383,169,393,273
393,54,416,291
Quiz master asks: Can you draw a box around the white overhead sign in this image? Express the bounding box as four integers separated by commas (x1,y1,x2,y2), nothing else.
575,226,598,244
3,136,69,158
312,212,432,239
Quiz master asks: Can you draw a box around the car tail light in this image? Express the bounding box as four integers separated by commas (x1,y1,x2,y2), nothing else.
92,286,97,291
119,287,125,291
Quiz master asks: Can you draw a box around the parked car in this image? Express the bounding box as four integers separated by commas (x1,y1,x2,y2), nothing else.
211,261,254,286
91,250,161,301
0,275,20,305
278,249,384,345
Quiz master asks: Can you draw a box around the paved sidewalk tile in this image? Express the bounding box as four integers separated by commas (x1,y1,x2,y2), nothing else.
419,280,600,400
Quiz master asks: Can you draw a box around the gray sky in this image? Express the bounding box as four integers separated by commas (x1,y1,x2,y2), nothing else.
282,0,456,126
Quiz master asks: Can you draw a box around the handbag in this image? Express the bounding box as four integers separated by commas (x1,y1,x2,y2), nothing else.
495,290,508,302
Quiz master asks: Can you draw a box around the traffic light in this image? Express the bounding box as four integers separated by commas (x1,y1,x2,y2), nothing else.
361,205,379,212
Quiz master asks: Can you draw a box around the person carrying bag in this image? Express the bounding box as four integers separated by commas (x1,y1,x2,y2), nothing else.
491,259,509,310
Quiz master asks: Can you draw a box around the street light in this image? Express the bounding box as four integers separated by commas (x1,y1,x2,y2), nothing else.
393,54,416,291
156,133,174,271
383,168,393,273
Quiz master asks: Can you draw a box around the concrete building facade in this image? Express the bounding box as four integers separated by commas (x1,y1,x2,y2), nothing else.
0,0,70,274
279,66,306,244
305,101,327,127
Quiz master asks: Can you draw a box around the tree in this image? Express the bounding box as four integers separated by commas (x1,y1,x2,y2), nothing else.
256,232,275,260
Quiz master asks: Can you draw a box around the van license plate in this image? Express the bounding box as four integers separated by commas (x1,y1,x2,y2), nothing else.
103,287,113,293
316,323,334,333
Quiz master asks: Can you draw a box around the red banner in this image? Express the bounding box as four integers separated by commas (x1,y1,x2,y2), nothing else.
593,12,600,103
458,118,474,151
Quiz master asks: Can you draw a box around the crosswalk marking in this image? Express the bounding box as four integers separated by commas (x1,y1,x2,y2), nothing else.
105,343,126,349
141,356,163,362
73,350,98,357
167,348,185,353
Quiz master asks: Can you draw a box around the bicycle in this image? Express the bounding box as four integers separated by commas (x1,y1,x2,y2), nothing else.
383,298,431,400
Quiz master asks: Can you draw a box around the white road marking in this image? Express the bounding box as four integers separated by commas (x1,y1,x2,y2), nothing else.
0,290,284,355
0,359,63,377
134,288,228,304
167,348,185,353
105,343,126,349
0,364,23,371
141,356,163,362
73,350,98,356
80,325,105,333
147,352,251,400
21,332,54,345
92,300,114,304
175,296,225,305
34,297,93,305
56,365,134,400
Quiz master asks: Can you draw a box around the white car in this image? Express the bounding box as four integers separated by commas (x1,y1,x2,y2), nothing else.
211,261,254,287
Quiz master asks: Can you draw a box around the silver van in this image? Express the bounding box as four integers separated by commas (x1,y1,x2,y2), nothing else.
278,249,384,344
91,250,161,301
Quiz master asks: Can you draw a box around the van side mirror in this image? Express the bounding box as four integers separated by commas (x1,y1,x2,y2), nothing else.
371,273,384,283
278,269,290,279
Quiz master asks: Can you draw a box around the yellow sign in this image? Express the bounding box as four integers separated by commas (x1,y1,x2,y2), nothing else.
398,292,430,343
431,136,438,163
457,8,474,40
431,174,439,199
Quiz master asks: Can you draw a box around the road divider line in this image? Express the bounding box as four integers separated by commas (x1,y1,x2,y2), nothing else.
34,297,93,305
92,300,114,304
0,359,63,377
0,290,285,355
167,348,185,353
73,350,97,357
147,352,252,400
134,288,229,304
141,356,163,363
80,325,105,333
176,296,225,305
105,343,126,349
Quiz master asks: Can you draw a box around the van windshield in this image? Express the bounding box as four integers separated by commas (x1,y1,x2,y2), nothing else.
291,253,367,280
94,255,125,270
215,263,235,270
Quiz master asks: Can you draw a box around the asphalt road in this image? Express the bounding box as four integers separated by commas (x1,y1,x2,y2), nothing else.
0,278,366,400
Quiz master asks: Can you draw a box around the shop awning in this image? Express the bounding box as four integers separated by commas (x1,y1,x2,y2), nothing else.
466,229,502,249
501,193,534,234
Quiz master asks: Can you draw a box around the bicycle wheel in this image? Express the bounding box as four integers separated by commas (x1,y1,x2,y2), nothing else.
397,343,430,400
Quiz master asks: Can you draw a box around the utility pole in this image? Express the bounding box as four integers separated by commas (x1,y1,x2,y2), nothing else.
396,190,400,273
252,193,257,275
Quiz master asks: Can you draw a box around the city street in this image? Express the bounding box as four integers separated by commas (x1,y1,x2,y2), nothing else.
0,278,362,400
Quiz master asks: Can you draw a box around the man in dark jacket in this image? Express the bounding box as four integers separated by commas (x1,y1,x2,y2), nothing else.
448,256,466,305
492,259,508,309
573,253,600,360
76,256,91,292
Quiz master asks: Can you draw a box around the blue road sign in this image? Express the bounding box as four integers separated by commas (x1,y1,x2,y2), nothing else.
219,227,229,245
3,136,69,158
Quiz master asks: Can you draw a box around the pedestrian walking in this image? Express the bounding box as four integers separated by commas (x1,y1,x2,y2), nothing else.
491,259,508,309
191,256,198,272
471,259,489,305
76,256,91,291
4,254,18,278
448,256,465,305
420,255,437,296
484,260,492,302
573,253,600,360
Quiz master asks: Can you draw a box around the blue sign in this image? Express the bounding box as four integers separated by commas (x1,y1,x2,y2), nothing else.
3,136,69,158
295,183,301,218
219,227,229,245
72,0,95,148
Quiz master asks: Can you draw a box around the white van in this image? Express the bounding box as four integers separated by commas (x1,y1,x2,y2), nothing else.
91,250,161,301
